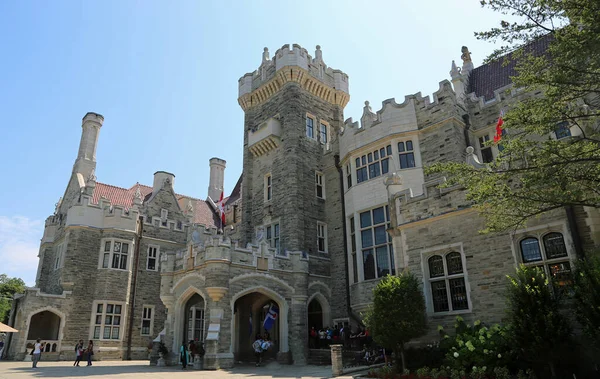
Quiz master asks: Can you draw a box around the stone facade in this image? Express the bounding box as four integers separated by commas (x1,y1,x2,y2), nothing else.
7,41,599,367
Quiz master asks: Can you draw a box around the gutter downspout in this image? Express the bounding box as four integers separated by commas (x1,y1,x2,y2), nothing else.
335,154,364,327
126,215,143,360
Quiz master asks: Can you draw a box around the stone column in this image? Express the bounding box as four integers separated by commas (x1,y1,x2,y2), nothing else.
290,296,308,364
331,344,343,376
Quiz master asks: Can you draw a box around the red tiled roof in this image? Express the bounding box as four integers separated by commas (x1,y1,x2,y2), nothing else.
467,34,552,101
91,182,219,228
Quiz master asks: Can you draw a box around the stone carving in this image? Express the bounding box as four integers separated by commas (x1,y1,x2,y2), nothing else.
187,200,194,213
315,45,323,61
262,47,269,62
87,169,96,182
461,46,472,64
134,187,142,201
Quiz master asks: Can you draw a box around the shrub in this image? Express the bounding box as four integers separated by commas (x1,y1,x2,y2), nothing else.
573,256,600,350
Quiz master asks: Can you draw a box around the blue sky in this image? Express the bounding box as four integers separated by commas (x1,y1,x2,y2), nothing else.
0,0,513,285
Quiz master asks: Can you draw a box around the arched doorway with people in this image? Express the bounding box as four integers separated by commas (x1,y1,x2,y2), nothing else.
23,307,65,356
306,293,331,349
171,285,208,359
230,286,289,364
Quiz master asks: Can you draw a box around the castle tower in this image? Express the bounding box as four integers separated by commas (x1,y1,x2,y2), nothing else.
73,112,103,178
207,157,226,201
237,44,350,363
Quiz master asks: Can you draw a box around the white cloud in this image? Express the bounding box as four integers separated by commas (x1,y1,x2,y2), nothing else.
0,216,43,286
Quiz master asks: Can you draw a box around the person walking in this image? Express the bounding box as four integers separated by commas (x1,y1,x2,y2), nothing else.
86,340,94,366
32,339,44,368
252,334,264,367
180,342,188,369
73,340,84,367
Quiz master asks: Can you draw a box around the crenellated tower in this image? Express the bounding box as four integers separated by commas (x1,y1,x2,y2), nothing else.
73,112,103,179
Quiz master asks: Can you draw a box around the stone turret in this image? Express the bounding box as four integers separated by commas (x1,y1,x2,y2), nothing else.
153,171,175,195
73,112,103,178
207,157,226,202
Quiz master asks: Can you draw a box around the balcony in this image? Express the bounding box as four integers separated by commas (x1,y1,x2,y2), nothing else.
248,118,282,157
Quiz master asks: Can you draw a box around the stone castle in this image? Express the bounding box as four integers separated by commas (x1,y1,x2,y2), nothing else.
5,40,600,367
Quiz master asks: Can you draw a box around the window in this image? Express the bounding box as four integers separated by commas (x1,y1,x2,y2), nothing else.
101,239,130,270
346,164,352,190
187,307,205,342
306,117,314,139
176,220,183,230
359,206,394,280
54,243,64,270
160,209,168,227
478,135,494,163
141,306,154,336
427,252,469,313
398,140,416,169
147,245,159,271
93,302,123,340
554,121,571,139
317,222,327,253
315,172,325,199
266,223,280,254
356,145,391,184
518,232,571,286
350,217,358,283
265,174,272,202
320,122,328,144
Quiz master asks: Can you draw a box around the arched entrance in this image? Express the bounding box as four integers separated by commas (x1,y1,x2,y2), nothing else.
27,310,60,340
184,294,205,345
307,299,323,331
232,291,282,362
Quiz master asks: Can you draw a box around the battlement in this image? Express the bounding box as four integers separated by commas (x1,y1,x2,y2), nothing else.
388,177,473,228
64,194,140,231
238,44,350,111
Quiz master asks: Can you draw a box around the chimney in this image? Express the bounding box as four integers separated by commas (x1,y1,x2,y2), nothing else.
153,171,175,195
73,112,103,178
207,158,226,201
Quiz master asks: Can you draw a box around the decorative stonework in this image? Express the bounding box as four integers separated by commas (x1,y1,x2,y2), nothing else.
205,287,228,302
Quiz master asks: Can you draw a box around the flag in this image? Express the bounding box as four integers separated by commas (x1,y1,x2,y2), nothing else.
218,191,226,227
263,304,279,331
249,314,253,337
493,110,505,143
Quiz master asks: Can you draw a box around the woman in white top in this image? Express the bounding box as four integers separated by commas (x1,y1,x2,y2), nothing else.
32,339,44,368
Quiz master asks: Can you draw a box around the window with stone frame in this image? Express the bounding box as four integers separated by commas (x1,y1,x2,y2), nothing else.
147,245,159,271
359,206,394,280
266,222,280,254
265,174,272,202
426,252,470,313
355,145,392,184
319,122,328,144
554,121,572,139
54,243,64,270
478,135,494,163
346,163,352,190
349,216,358,283
317,222,327,253
160,209,168,227
306,116,315,139
141,305,154,336
315,172,325,199
101,239,130,270
518,231,572,286
93,302,123,340
398,140,416,169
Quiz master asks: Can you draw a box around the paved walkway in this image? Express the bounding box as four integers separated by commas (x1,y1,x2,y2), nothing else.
0,360,359,379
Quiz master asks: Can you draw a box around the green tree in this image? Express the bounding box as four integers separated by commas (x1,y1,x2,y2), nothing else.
427,0,600,232
0,274,26,323
573,257,600,350
363,272,427,373
506,266,572,378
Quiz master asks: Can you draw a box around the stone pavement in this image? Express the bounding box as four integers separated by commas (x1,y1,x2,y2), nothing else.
0,360,360,379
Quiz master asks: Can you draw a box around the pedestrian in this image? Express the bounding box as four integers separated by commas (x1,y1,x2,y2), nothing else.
188,340,196,363
86,340,94,366
32,339,44,368
309,326,317,348
252,334,264,367
73,339,84,366
180,342,187,369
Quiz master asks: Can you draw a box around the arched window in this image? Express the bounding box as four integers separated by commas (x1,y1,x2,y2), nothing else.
427,252,469,313
520,237,542,262
543,233,567,259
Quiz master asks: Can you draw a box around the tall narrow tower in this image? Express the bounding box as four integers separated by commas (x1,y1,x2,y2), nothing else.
238,44,349,255
73,112,104,178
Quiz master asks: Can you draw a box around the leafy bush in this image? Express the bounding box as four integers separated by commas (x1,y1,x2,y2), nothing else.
438,317,513,374
404,343,445,371
573,256,600,350
365,365,513,379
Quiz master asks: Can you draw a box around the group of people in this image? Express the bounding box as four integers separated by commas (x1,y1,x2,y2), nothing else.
73,340,94,367
308,325,371,350
356,345,393,367
179,339,204,369
252,333,272,367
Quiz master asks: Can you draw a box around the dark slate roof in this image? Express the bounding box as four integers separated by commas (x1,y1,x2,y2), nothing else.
467,34,553,101
225,174,243,206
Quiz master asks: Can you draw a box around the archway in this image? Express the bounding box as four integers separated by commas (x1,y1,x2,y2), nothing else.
307,298,323,331
183,294,205,345
232,292,281,362
27,310,60,341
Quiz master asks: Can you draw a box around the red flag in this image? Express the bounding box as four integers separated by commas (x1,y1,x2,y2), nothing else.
218,191,226,227
493,110,505,143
